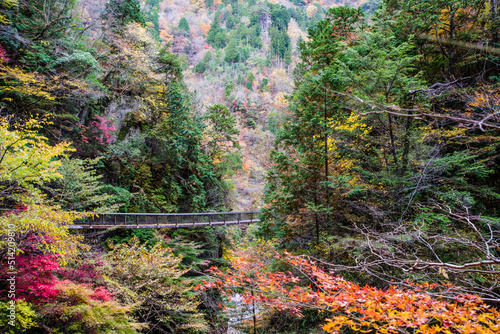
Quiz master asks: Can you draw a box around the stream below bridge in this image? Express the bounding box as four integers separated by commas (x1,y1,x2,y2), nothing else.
225,294,261,334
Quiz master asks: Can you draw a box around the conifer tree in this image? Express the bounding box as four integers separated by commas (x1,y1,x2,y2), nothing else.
178,17,190,32
104,0,146,27
206,13,226,48
224,38,240,63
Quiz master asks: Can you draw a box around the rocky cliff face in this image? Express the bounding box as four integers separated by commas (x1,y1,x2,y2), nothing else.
260,13,272,32
105,96,144,140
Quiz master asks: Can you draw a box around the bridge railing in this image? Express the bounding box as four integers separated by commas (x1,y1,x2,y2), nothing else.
70,211,260,229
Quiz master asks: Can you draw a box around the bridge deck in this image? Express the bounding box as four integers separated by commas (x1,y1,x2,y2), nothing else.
69,211,260,229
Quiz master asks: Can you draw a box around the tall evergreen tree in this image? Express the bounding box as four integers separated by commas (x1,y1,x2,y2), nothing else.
104,0,146,27
206,13,226,48
261,7,364,245
178,17,190,32
224,38,240,63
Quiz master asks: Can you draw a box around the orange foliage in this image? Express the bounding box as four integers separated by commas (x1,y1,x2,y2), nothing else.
200,22,210,36
197,251,500,333
159,30,173,42
241,161,251,171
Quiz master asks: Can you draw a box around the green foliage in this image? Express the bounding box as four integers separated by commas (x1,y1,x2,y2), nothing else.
204,104,241,175
260,2,500,306
195,60,207,74
266,3,293,61
206,14,226,49
55,51,100,74
269,27,291,60
195,51,212,73
382,0,500,80
224,38,240,63
178,17,190,32
44,281,142,334
7,0,75,42
300,6,364,71
246,71,255,87
104,0,146,27
107,228,157,245
104,239,209,333
360,0,381,14
260,77,269,91
0,300,36,334
43,158,127,212
162,236,207,268
225,13,236,29
145,7,160,38
143,82,223,211
225,83,234,97
269,3,291,30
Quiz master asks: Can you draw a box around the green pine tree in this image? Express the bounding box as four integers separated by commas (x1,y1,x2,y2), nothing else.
178,17,190,32
104,0,146,27
224,39,240,63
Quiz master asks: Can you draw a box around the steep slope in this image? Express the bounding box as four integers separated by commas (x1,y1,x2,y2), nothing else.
149,0,380,210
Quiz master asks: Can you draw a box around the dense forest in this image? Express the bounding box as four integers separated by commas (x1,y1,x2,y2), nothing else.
1,0,500,333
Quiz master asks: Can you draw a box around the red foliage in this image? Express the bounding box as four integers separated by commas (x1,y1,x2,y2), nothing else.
76,115,117,156
197,251,500,333
61,262,103,285
81,115,116,145
0,238,62,304
0,44,10,63
0,236,114,306
90,286,114,301
3,204,28,216
230,99,248,113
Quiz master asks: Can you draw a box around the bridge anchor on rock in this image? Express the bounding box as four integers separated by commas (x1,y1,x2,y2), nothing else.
69,211,260,229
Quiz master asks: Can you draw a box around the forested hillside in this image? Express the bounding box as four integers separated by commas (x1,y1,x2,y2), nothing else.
139,0,380,209
1,0,500,333
212,1,500,332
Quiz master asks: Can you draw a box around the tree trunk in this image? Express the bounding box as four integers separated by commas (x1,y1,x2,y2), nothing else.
492,0,499,43
387,114,399,172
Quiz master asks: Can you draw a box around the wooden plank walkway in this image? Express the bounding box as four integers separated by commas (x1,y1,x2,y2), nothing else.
69,211,260,229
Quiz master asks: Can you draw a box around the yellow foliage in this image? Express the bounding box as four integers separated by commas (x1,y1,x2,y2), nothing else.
160,30,174,42
104,238,208,332
190,0,204,11
0,118,74,203
0,65,87,102
0,204,89,258
0,118,87,259
327,113,370,166
53,281,144,332
0,66,56,100
306,4,318,18
0,0,17,24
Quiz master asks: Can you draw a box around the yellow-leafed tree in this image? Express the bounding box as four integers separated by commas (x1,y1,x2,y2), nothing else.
0,117,88,258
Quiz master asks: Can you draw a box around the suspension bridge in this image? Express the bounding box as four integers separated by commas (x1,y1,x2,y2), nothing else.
68,211,260,229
